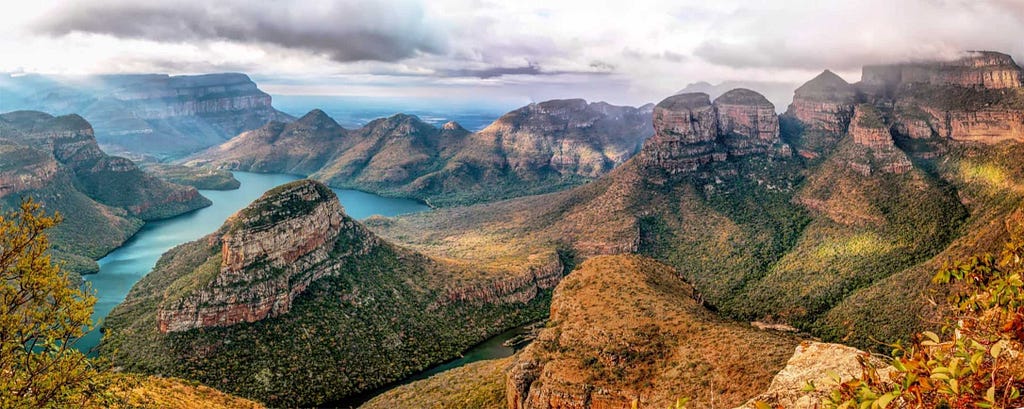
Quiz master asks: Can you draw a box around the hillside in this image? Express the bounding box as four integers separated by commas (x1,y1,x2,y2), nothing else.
367,53,1024,354
100,180,561,407
0,110,210,272
0,73,293,159
186,99,654,206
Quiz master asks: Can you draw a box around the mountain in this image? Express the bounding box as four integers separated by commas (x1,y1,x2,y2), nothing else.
678,80,800,113
100,179,561,406
0,110,210,272
0,73,293,159
102,50,1024,408
186,99,654,206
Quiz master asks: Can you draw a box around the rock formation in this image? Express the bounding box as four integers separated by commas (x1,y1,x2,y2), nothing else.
862,51,1023,92
156,180,376,332
0,110,210,272
639,90,789,175
0,73,293,158
188,99,654,206
847,104,912,175
735,342,891,409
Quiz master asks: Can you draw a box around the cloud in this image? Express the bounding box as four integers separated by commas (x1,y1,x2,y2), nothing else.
34,0,447,63
692,0,1024,71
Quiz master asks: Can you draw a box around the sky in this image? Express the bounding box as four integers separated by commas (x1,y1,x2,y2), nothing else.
3,0,1024,106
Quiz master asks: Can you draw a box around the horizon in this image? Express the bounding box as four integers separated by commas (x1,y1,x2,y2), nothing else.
4,0,1024,106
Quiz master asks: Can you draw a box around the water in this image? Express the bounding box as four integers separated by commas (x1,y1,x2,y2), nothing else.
78,172,429,353
271,95,518,132
325,324,536,408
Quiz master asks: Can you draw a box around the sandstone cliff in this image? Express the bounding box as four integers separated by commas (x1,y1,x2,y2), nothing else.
0,73,293,158
846,104,912,175
188,99,654,206
156,180,374,332
784,70,857,158
639,90,789,176
0,110,210,272
862,51,1023,93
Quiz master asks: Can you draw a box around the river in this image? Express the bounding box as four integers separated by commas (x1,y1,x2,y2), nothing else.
77,172,430,353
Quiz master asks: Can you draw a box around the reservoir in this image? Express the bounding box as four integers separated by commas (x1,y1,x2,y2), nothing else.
78,172,430,353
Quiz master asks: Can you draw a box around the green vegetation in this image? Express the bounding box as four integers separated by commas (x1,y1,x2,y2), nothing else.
101,229,551,407
361,357,509,409
140,163,241,190
822,238,1024,408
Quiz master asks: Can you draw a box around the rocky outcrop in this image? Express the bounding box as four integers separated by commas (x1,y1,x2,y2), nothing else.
714,88,784,156
157,180,377,332
787,70,857,134
735,342,891,409
920,105,1024,144
639,90,788,175
639,93,724,174
863,51,1023,92
846,105,912,175
438,252,563,306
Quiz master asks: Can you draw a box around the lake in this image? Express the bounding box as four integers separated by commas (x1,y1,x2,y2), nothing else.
77,171,430,353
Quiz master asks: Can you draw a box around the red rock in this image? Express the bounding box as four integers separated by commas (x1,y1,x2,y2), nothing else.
785,70,857,135
862,51,1023,91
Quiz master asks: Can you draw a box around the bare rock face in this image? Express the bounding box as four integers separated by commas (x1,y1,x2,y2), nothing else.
157,180,376,332
734,342,891,409
847,105,912,175
714,88,785,156
639,93,724,173
786,70,857,135
863,51,1023,92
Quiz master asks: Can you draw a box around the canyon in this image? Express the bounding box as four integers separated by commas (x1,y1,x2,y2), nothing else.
0,111,210,272
89,49,1024,408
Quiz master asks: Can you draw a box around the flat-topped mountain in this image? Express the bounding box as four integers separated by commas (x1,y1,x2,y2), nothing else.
0,73,293,159
187,99,654,206
0,110,210,272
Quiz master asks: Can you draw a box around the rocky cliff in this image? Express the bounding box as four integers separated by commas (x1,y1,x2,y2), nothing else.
846,104,912,175
156,180,375,332
784,70,857,158
862,51,1023,93
639,89,789,175
188,99,654,206
0,73,292,158
0,110,210,272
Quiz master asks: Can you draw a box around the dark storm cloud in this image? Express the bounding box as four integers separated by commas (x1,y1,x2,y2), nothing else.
34,0,447,63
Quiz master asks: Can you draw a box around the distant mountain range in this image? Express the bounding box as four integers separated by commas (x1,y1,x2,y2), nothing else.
186,99,655,206
0,73,292,160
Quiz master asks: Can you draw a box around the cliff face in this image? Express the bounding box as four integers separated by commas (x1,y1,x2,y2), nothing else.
189,99,653,206
506,255,797,409
639,89,789,175
863,51,1023,92
156,180,374,332
0,110,210,272
0,73,292,159
846,105,912,175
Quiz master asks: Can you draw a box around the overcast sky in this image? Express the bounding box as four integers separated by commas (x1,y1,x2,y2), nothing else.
3,0,1024,106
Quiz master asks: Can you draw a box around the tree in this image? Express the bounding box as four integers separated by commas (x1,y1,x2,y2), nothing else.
822,238,1024,408
0,199,113,408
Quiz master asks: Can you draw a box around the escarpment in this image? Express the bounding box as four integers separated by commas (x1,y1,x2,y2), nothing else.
0,73,293,158
862,51,1023,93
783,70,857,158
846,104,912,175
0,110,209,272
156,180,374,332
